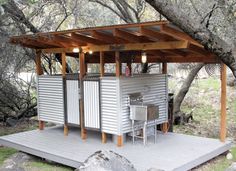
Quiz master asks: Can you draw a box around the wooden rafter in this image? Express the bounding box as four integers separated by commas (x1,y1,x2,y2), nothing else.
53,35,84,47
160,25,202,47
140,27,174,41
161,49,187,57
188,44,210,56
113,28,141,43
91,30,127,44
71,33,104,45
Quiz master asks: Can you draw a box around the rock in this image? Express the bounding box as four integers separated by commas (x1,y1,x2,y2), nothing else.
225,162,236,171
75,150,136,171
226,152,233,160
6,118,18,127
0,152,33,171
227,74,236,87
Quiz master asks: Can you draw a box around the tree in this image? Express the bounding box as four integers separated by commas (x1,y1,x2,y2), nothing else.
145,0,236,78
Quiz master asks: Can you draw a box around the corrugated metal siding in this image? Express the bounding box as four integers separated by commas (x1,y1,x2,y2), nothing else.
100,78,119,134
84,80,100,129
37,76,64,124
120,74,168,133
67,80,80,125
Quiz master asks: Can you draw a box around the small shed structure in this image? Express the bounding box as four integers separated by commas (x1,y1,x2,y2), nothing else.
10,21,227,147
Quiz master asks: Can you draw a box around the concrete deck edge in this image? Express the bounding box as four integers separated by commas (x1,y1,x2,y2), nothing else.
174,141,232,171
0,138,82,168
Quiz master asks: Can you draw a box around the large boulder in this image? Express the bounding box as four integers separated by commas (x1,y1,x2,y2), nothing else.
76,150,136,171
0,152,32,171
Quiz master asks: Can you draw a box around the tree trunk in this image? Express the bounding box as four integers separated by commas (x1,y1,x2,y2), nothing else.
145,0,236,78
173,63,205,114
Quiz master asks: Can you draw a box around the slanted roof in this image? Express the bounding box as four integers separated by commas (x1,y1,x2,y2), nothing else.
10,21,220,63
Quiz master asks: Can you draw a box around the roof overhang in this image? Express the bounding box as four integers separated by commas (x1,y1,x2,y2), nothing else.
10,21,220,63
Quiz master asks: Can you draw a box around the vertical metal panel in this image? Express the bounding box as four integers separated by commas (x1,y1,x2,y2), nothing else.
83,80,100,129
100,77,119,134
120,74,168,133
66,80,80,125
37,75,64,124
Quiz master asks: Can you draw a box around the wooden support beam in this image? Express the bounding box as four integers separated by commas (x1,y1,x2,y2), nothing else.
220,63,227,142
117,135,123,147
100,51,105,77
42,41,189,54
79,52,86,140
36,50,44,130
162,62,168,133
36,50,43,75
61,52,66,77
39,120,44,130
127,62,132,75
160,25,202,47
62,52,68,136
162,62,167,74
115,51,121,77
114,29,141,43
102,132,107,144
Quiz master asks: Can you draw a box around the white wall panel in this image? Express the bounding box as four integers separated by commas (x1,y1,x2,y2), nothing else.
120,74,168,133
84,80,100,129
37,76,64,124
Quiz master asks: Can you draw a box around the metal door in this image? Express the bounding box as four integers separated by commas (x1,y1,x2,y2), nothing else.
83,79,101,130
66,80,80,125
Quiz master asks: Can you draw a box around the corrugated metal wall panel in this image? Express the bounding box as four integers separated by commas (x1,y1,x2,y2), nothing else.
120,74,168,133
67,80,80,125
100,78,119,134
37,76,64,124
84,81,100,129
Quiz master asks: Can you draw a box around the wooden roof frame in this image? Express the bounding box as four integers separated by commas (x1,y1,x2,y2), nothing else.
10,21,220,63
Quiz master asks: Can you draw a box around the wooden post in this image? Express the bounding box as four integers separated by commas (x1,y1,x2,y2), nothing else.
162,62,168,133
100,51,107,142
117,135,123,147
102,132,107,144
62,52,68,136
127,62,132,75
79,52,87,140
36,50,44,130
115,51,121,77
100,51,104,77
220,63,227,142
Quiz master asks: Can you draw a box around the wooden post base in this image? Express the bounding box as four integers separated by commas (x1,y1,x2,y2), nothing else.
117,135,123,147
102,132,107,144
39,121,44,130
162,122,168,133
81,129,87,140
64,125,68,136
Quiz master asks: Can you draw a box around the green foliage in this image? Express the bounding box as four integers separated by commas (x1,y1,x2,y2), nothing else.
0,147,17,165
231,146,236,160
195,77,220,91
205,160,230,171
25,161,73,171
